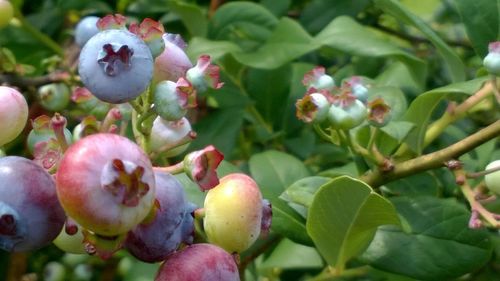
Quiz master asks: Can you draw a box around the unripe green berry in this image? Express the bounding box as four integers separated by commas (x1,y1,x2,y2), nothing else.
483,42,500,76
328,99,367,130
0,0,14,29
485,160,500,195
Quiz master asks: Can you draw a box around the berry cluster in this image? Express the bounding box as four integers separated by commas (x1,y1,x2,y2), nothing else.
0,13,272,281
296,66,391,129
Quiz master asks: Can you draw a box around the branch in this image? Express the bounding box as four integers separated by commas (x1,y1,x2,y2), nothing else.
362,120,500,187
0,72,69,88
373,23,472,49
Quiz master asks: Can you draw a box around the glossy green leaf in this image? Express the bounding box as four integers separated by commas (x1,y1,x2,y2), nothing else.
375,0,466,82
249,150,313,245
307,176,400,270
454,0,500,58
403,77,488,154
280,176,331,217
261,238,323,269
360,197,492,281
260,0,291,17
315,16,426,86
168,0,208,37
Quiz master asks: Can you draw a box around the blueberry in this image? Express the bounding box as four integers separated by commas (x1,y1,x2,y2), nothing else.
75,16,100,47
0,156,65,252
155,244,240,281
78,29,153,103
125,171,195,263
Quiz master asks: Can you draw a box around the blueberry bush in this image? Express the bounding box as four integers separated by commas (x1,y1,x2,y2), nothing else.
1,0,500,280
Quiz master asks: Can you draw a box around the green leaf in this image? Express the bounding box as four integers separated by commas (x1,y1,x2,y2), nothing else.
374,0,465,82
260,0,291,17
403,77,488,154
233,18,317,69
168,0,208,37
382,172,440,196
249,150,312,245
280,176,331,217
190,108,244,158
315,16,426,86
245,64,291,127
208,2,279,51
360,197,492,281
261,238,323,269
186,37,241,61
307,176,400,270
300,0,370,34
454,0,500,58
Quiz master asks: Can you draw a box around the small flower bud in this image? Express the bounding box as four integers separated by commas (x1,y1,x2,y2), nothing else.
129,18,165,57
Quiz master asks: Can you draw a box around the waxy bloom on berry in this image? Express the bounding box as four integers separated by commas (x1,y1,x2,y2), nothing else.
154,33,193,83
186,55,224,92
296,89,332,123
302,66,335,91
183,145,224,191
344,76,369,103
154,78,196,121
484,42,500,76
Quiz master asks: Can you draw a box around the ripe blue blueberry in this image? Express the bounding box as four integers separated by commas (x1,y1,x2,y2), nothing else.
75,16,100,47
78,29,153,103
0,156,65,252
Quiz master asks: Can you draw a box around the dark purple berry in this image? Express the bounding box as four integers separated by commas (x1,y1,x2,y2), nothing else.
125,171,195,263
0,156,65,252
155,243,240,281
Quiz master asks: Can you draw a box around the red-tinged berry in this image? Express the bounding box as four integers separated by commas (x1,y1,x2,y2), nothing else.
0,86,28,147
56,133,155,236
155,243,240,281
153,33,192,83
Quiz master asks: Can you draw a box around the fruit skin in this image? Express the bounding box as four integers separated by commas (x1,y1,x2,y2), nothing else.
484,42,500,76
0,86,28,146
153,34,192,83
53,221,86,254
78,29,153,103
0,156,65,252
328,99,367,130
155,243,240,281
204,173,263,253
485,160,500,195
150,117,192,156
0,0,13,29
125,171,194,263
75,16,100,47
38,83,71,111
56,133,155,236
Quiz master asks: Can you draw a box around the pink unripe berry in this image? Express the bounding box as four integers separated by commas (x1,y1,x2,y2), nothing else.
0,86,28,146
